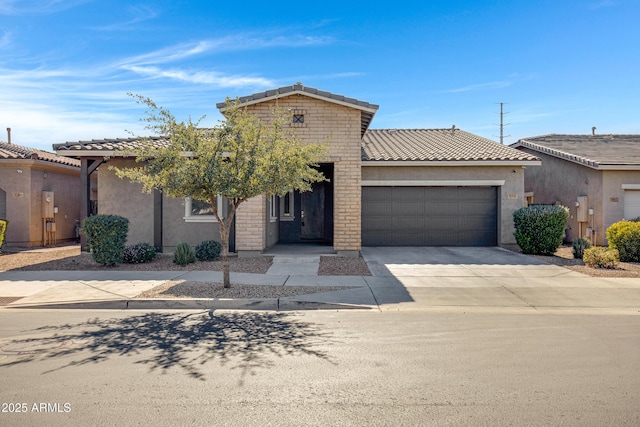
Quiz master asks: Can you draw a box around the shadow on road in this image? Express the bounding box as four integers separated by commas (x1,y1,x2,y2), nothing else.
0,311,335,383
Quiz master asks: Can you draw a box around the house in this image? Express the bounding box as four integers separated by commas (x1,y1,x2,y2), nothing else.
511,134,640,245
0,140,87,247
54,84,540,255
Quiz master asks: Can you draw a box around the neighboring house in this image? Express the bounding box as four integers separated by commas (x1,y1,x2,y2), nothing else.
54,84,539,255
0,142,86,247
512,134,640,246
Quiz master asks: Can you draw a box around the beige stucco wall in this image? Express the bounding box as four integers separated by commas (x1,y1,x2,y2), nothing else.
361,165,527,245
99,158,221,251
602,170,640,242
0,160,81,247
517,148,640,245
237,94,363,254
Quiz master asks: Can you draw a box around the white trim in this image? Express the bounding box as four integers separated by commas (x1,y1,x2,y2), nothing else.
279,191,295,221
183,195,223,223
269,194,278,222
621,184,640,190
362,180,506,187
362,160,540,167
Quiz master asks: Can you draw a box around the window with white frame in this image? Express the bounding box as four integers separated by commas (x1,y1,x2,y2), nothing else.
280,191,294,221
184,195,224,222
270,195,278,222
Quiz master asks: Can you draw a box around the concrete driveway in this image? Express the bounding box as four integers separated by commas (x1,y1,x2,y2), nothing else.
360,247,640,314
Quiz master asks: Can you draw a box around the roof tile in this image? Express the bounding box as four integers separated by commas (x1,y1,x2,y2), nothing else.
0,142,80,167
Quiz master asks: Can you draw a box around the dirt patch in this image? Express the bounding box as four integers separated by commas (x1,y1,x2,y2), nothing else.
137,281,353,299
514,246,640,278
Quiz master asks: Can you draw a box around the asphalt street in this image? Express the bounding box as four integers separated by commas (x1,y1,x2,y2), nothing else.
1,309,639,426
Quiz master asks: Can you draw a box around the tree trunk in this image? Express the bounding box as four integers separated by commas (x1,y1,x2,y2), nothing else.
219,223,231,288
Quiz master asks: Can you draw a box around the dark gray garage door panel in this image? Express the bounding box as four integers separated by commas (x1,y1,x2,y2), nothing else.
362,186,498,246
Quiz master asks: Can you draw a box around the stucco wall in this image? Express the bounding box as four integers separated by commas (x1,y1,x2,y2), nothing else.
161,195,220,252
99,158,223,252
99,159,154,246
0,160,81,247
517,148,614,244
361,165,527,245
603,170,640,239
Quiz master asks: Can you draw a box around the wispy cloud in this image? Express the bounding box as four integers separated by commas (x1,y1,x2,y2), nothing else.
445,80,512,93
116,35,334,67
88,4,158,31
123,65,274,88
0,30,10,48
0,0,93,15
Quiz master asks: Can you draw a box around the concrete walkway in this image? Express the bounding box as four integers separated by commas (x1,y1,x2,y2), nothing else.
0,247,639,313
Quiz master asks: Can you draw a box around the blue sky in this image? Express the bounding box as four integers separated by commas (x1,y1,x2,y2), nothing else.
1,0,639,151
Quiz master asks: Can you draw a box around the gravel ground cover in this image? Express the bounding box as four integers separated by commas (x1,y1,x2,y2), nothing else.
514,246,640,278
136,280,353,299
0,245,367,299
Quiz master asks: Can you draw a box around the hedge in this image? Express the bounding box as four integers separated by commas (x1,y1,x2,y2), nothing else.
513,205,569,255
81,215,129,266
606,220,640,262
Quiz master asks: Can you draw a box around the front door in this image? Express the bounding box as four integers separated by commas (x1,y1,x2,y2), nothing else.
301,182,325,240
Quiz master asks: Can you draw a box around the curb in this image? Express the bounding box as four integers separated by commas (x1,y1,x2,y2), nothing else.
5,298,373,311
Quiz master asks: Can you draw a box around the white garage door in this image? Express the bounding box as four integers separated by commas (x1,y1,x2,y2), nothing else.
624,190,640,219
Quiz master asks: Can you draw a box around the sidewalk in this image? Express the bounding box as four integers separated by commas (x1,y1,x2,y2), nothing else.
1,246,640,313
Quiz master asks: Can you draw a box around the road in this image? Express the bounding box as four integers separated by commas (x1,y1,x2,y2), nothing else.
0,308,639,426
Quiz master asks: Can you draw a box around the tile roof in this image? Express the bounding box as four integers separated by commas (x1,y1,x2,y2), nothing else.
53,136,170,153
362,129,539,162
512,134,640,168
0,142,80,167
217,83,379,137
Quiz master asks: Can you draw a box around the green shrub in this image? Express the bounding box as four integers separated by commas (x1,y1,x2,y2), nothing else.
81,215,129,266
572,237,592,260
513,205,569,255
123,242,157,264
0,219,7,255
195,240,222,261
606,220,640,262
583,247,619,269
173,242,195,266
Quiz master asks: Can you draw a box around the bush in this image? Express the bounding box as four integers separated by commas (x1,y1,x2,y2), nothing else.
583,247,619,269
606,220,640,262
173,242,195,266
123,242,157,264
0,219,7,255
195,240,222,261
513,205,569,255
572,237,592,260
81,215,129,266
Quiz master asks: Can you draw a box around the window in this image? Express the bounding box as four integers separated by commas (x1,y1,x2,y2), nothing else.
270,195,278,222
184,196,224,222
290,109,307,128
280,191,294,221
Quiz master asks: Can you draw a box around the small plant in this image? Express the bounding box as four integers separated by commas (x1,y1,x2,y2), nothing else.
572,237,592,260
0,219,7,255
123,242,157,264
173,242,195,266
81,215,129,266
583,247,619,269
195,240,222,261
513,205,569,255
606,220,640,262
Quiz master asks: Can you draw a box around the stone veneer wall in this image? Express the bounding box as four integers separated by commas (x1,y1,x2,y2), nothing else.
236,94,363,254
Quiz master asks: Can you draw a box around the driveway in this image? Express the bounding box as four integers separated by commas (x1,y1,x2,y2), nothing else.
360,247,640,313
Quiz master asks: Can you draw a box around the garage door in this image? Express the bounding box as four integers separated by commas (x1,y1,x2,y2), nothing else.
624,190,640,219
362,186,498,246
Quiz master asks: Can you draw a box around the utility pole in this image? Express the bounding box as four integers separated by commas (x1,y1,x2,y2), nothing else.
495,102,510,144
